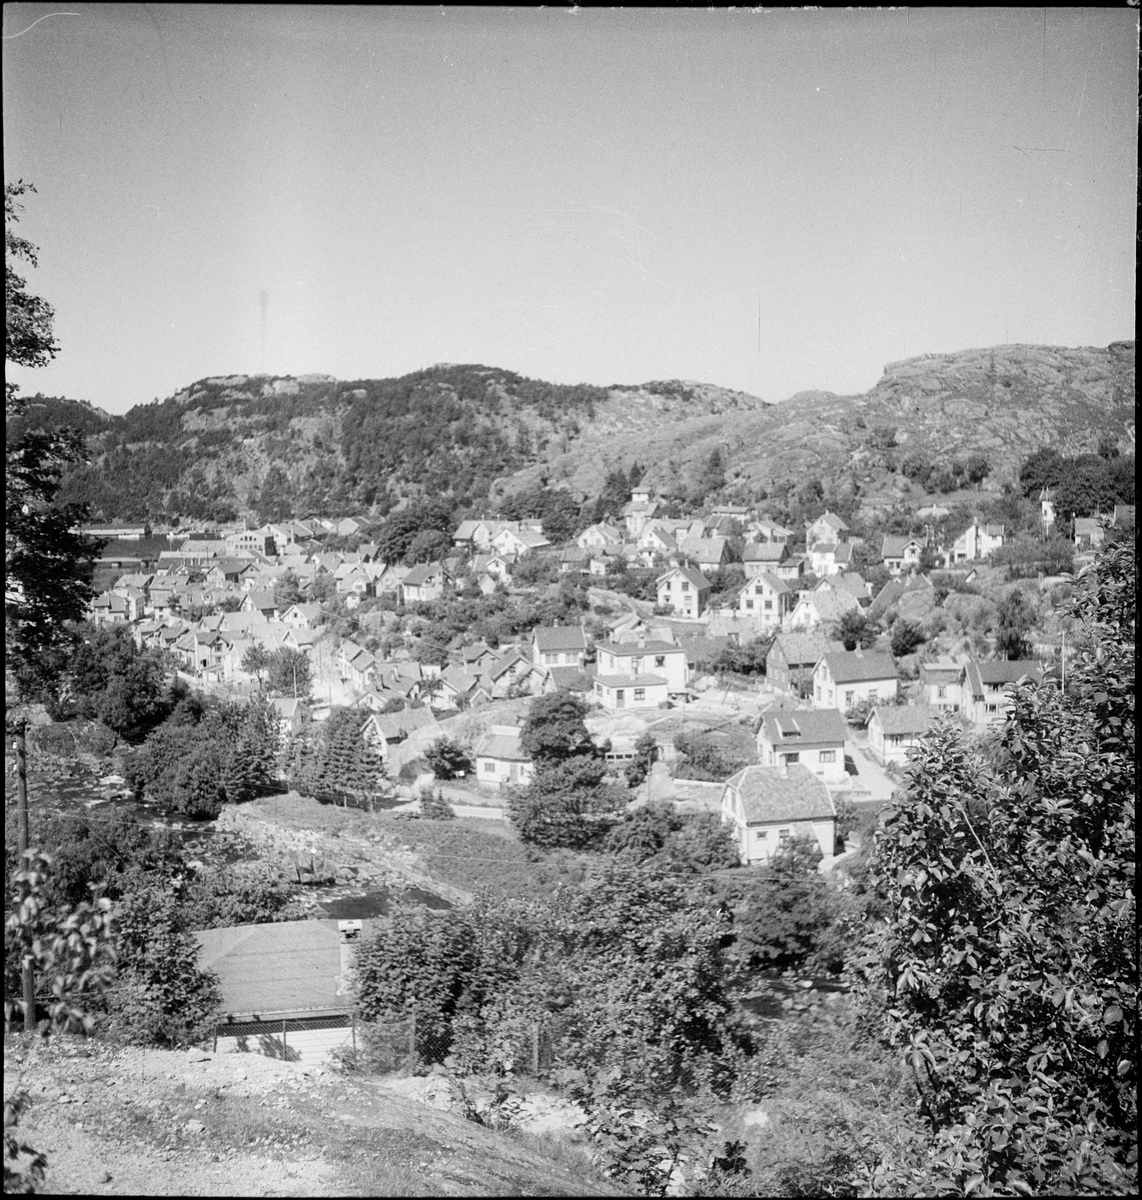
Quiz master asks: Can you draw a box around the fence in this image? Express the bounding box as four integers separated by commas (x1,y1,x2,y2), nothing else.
211,1014,357,1065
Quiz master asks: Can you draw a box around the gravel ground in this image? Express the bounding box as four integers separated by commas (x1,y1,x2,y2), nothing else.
4,1035,621,1197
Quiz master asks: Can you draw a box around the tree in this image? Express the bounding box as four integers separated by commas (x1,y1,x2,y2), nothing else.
832,608,877,651
519,691,600,766
5,183,59,402
405,528,452,565
1018,446,1066,498
425,736,474,781
241,641,270,685
994,589,1034,660
889,618,925,658
66,623,174,740
858,540,1136,1196
266,647,312,699
623,731,658,789
507,754,625,849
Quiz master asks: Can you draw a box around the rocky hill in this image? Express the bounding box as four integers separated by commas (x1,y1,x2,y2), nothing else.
18,342,1134,524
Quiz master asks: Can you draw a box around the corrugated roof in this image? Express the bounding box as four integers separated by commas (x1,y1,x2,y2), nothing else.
195,920,371,1018
724,764,836,824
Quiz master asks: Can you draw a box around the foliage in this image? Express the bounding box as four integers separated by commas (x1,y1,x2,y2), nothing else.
1018,446,1135,522
507,755,625,849
519,691,600,766
65,622,175,740
994,588,1034,660
182,860,304,929
831,608,878,651
857,539,1136,1195
992,533,1075,579
673,729,750,782
712,634,774,677
265,646,312,699
889,618,925,659
424,736,474,781
419,787,456,821
623,730,658,789
604,801,741,874
287,707,388,807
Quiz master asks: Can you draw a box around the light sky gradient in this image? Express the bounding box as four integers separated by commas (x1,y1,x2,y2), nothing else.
4,5,1137,415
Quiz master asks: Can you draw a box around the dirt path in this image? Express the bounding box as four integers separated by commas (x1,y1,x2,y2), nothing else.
4,1035,621,1197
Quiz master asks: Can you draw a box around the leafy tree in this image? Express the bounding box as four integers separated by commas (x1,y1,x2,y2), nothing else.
623,730,658,789
519,691,600,766
507,754,624,849
712,633,774,676
1018,446,1066,497
183,861,303,929
241,642,270,684
832,608,877,651
405,528,452,565
66,623,174,740
858,539,1136,1196
673,729,749,782
425,736,474,780
889,618,925,658
994,588,1034,660
265,646,312,699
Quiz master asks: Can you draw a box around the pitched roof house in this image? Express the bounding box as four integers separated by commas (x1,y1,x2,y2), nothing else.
757,708,848,785
961,659,1042,733
532,624,589,668
787,588,860,630
656,564,712,618
881,534,925,574
812,650,898,711
720,764,837,865
867,703,943,765
766,633,844,697
473,725,534,789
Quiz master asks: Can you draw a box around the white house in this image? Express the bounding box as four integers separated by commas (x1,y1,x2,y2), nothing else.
948,520,1006,564
756,708,848,786
473,725,534,789
531,625,589,669
961,659,1042,733
867,704,942,766
621,489,660,538
806,512,850,546
656,564,711,618
812,650,898,712
742,541,788,577
918,659,963,713
576,522,624,550
732,572,793,627
880,534,925,575
595,637,688,695
720,764,837,866
787,589,860,631
592,673,669,710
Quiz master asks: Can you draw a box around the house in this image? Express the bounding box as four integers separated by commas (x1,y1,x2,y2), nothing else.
1072,517,1106,552
280,602,324,629
786,588,860,630
766,633,844,697
90,591,132,626
226,527,278,558
621,489,660,538
268,696,307,744
240,591,279,621
656,564,712,618
773,554,808,583
742,541,787,578
431,665,487,712
757,708,848,785
595,637,688,695
868,573,934,621
576,522,624,550
867,704,942,766
674,536,729,574
808,540,855,576
948,520,1006,564
473,725,534,789
961,659,1042,733
490,525,550,558
1039,488,1056,531
919,659,963,712
532,625,589,669
362,707,439,762
806,512,850,546
195,920,371,1066
592,672,669,710
881,534,925,575
541,665,594,696
720,764,837,865
818,572,872,608
482,651,546,700
812,650,898,712
731,572,793,627
750,518,793,544
401,562,447,605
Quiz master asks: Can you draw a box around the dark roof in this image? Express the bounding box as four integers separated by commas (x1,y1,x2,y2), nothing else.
724,764,836,824
474,729,530,761
743,542,787,563
771,633,844,667
965,659,1042,694
545,665,593,692
533,625,588,652
759,708,847,746
819,650,897,684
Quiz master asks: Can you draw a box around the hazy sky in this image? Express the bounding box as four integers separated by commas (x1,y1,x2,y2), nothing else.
4,5,1137,415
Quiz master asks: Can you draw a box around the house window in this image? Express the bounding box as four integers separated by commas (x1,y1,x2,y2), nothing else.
782,752,800,766
819,750,836,763
755,830,768,840
681,582,690,591
844,690,855,706
778,828,791,845
764,600,773,611
655,656,665,668
483,760,495,774
937,685,947,699
745,599,755,610
634,688,646,701
755,585,764,595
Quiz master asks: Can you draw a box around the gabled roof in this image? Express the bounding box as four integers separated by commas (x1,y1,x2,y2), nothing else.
881,534,924,558
533,624,589,652
243,590,277,611
544,665,594,692
794,590,859,623
809,511,849,533
771,633,844,666
869,703,942,735
759,708,847,746
724,763,836,824
919,659,963,685
743,542,787,563
741,570,790,595
818,650,897,684
474,726,530,762
402,562,443,588
369,706,438,740
964,659,1042,695
677,535,727,561
657,564,712,590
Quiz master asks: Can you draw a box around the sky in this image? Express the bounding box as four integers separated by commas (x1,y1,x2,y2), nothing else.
4,5,1137,415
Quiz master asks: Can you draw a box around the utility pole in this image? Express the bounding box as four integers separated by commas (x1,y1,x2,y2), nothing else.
14,719,36,1032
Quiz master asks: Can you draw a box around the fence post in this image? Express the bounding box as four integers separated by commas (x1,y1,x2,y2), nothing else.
282,1018,288,1060
351,1013,357,1053
409,1006,417,1072
531,1021,539,1076
213,1026,218,1054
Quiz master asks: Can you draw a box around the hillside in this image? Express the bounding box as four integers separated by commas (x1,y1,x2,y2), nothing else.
18,341,1134,524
